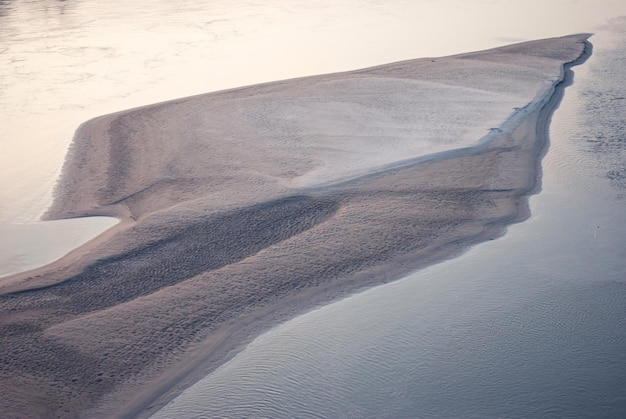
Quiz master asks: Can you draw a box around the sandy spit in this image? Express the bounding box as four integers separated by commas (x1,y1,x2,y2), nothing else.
0,34,590,418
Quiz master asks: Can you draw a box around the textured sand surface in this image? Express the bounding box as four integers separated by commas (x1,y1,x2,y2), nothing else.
0,34,589,418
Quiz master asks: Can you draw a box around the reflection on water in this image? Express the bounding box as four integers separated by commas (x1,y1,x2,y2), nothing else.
152,21,626,418
0,216,118,277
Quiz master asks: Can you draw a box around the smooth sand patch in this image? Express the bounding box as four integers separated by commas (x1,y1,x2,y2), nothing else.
0,34,590,418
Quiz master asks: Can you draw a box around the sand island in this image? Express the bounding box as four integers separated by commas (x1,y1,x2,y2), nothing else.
0,34,590,418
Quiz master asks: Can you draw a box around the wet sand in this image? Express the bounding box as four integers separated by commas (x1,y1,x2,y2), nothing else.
0,35,590,418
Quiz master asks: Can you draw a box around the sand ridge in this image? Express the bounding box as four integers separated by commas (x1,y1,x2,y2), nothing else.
0,34,590,418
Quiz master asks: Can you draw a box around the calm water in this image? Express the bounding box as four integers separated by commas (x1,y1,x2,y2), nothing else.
152,16,626,419
1,1,625,418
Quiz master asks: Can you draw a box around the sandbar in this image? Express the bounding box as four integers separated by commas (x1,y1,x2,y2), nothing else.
0,34,590,418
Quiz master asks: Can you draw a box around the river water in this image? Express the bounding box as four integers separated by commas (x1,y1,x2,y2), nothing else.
1,1,625,417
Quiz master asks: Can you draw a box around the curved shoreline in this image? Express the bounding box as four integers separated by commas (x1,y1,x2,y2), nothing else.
0,35,591,418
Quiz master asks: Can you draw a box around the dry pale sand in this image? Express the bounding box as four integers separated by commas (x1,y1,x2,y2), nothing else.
0,34,590,418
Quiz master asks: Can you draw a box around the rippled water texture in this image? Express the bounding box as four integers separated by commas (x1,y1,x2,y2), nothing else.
2,0,626,276
152,19,626,419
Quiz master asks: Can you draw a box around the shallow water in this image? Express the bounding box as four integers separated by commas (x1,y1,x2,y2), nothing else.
2,0,626,276
151,19,626,419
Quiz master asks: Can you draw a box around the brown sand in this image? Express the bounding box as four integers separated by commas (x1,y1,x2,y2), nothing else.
0,34,590,418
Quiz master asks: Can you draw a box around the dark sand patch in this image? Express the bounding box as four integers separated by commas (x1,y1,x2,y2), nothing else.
0,35,590,418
